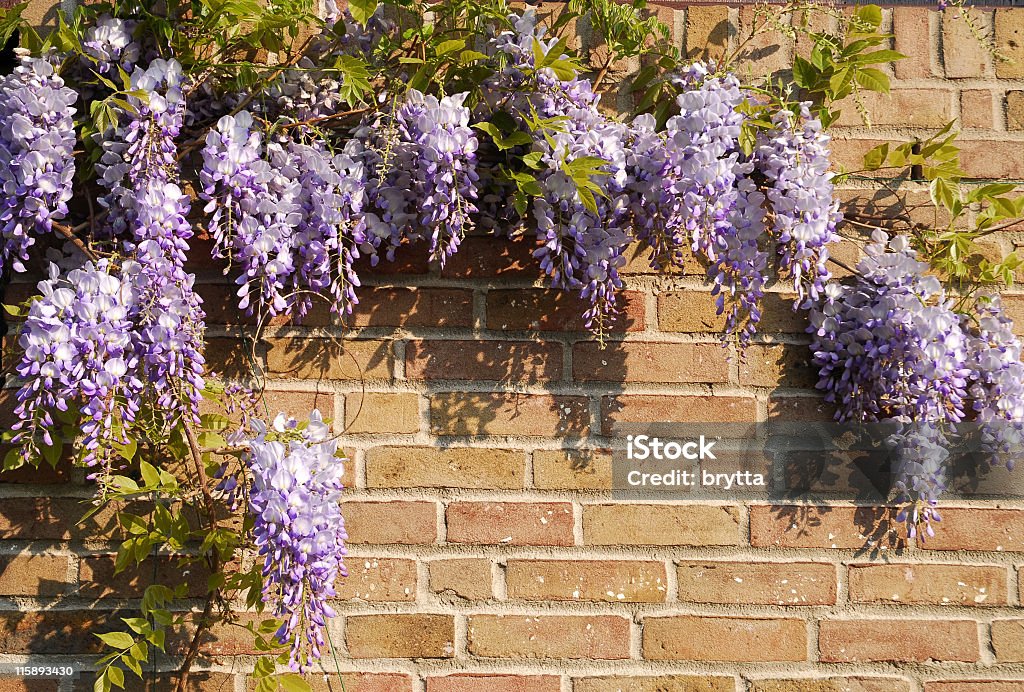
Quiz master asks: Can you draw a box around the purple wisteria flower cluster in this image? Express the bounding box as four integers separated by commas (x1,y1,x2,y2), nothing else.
200,111,371,319
245,411,348,671
809,231,1024,536
0,55,77,275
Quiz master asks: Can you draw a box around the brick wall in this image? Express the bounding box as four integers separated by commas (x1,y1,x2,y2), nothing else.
4,3,1024,692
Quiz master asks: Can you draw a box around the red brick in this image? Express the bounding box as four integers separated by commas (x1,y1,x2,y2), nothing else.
943,10,992,78
959,140,1024,179
894,8,935,79
431,393,589,437
505,559,668,602
575,677,735,692
926,682,1024,692
837,89,954,129
265,338,393,380
848,563,1007,605
246,674,414,692
352,245,430,276
428,558,494,600
992,619,1024,662
532,449,612,490
346,614,455,658
643,616,806,661
440,235,538,278
486,289,644,332
738,343,817,388
818,619,978,662
584,504,740,546
467,615,630,659
0,555,69,596
676,561,836,605
0,611,121,654
350,287,474,328
76,672,235,692
573,342,728,384
0,680,58,692
0,497,119,540
426,675,561,692
79,555,210,598
602,395,757,435
962,90,996,129
199,283,330,327
749,505,906,550
365,446,526,489
406,340,563,381
921,508,1024,551
768,395,833,422
752,681,910,692
446,502,574,546
334,557,417,602
343,392,420,434
341,501,437,544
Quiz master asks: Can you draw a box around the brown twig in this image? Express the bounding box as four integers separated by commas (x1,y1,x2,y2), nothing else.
52,223,102,263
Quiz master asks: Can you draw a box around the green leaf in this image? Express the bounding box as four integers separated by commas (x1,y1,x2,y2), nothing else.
930,176,958,212
348,0,377,25
854,4,883,29
854,67,890,94
850,49,907,65
107,666,125,689
277,674,312,692
139,460,160,488
863,142,889,171
97,632,135,650
792,55,816,89
522,152,544,169
41,440,62,468
435,39,465,56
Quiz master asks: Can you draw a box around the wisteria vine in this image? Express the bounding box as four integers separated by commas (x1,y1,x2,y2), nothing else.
0,0,1020,682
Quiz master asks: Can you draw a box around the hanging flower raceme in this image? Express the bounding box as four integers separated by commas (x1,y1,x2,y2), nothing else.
95,57,206,426
245,411,348,671
0,54,77,274
11,261,141,484
82,15,140,75
201,112,371,319
756,105,841,307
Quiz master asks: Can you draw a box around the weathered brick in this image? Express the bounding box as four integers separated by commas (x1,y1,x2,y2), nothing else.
848,563,1007,606
686,6,731,61
344,392,420,434
676,561,836,606
602,395,757,435
819,619,979,662
944,10,992,78
0,611,121,654
752,680,910,692
738,343,817,388
334,557,417,602
926,682,1024,692
265,338,393,380
428,558,494,600
996,9,1024,77
643,616,806,661
447,502,574,546
407,340,563,381
959,140,1024,179
467,615,630,659
79,555,210,598
0,555,69,596
1008,91,1024,131
837,89,954,128
736,6,793,76
894,8,934,79
350,287,474,328
532,449,612,490
200,283,330,327
0,497,119,540
352,244,430,276
573,342,729,384
574,677,735,692
920,508,1024,551
962,90,996,129
439,233,537,278
506,560,668,602
75,672,236,692
426,675,561,692
584,504,741,546
431,393,590,437
486,289,645,332
992,619,1024,662
768,395,833,422
346,614,455,658
246,674,414,692
657,291,726,332
749,505,906,550
0,679,57,692
341,501,437,544
366,446,525,489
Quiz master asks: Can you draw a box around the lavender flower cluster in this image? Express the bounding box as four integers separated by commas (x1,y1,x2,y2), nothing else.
245,411,348,670
0,55,77,274
809,231,1024,536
